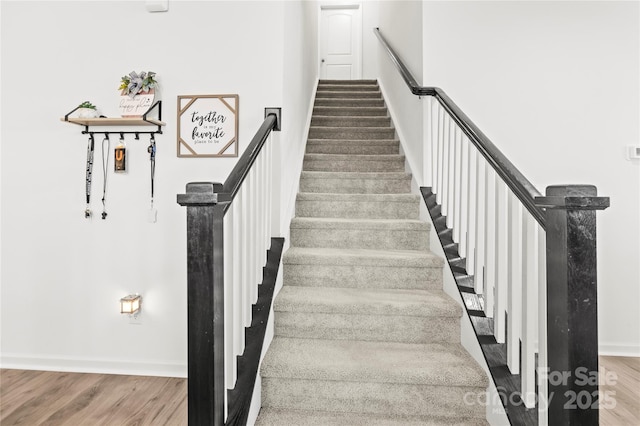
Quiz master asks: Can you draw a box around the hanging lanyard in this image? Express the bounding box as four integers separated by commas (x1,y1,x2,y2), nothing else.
101,135,110,219
85,134,95,219
148,135,157,222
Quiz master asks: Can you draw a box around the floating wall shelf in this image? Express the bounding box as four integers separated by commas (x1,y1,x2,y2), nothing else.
62,101,165,136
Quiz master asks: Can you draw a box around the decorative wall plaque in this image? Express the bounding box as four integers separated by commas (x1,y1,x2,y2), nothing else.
177,94,239,157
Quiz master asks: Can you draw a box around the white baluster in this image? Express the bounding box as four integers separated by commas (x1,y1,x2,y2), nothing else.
493,181,508,343
483,167,497,318
474,156,486,295
459,135,469,259
266,140,273,245
507,192,523,371
537,227,548,425
441,114,451,217
223,207,236,390
241,182,251,328
424,97,433,189
466,145,477,273
451,126,461,239
436,104,444,203
232,194,242,357
446,121,456,230
522,212,538,408
249,166,258,308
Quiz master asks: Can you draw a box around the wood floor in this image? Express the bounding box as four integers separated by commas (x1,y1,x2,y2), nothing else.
0,369,186,425
1,356,638,425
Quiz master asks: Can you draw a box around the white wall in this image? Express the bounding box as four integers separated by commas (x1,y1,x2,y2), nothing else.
376,0,425,184
0,0,294,376
422,1,640,355
277,0,319,239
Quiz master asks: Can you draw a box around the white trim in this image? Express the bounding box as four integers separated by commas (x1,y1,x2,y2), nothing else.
599,344,640,357
280,80,319,244
320,4,360,10
378,79,424,185
0,353,186,377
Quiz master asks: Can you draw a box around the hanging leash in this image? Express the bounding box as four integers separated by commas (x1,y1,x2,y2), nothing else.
148,134,157,223
101,134,111,219
84,134,95,219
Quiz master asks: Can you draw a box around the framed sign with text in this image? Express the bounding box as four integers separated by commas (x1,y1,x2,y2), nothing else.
177,94,239,157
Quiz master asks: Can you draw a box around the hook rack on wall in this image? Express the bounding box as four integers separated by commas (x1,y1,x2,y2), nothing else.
62,101,165,136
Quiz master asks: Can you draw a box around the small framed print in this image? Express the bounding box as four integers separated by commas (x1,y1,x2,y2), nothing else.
177,94,239,157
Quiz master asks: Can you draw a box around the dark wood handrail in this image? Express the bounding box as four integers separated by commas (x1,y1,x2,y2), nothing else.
374,27,546,227
223,110,280,213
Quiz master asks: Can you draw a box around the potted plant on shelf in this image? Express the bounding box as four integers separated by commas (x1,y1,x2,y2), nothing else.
118,71,158,118
76,101,99,118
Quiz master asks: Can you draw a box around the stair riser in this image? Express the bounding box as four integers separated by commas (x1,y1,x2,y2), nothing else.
274,312,459,343
319,79,378,84
316,91,381,99
296,200,418,219
262,378,486,419
317,85,380,92
283,264,442,290
309,127,395,140
290,227,429,251
314,99,385,108
313,107,387,117
303,158,405,173
311,116,391,127
255,409,488,426
299,176,411,194
306,142,399,155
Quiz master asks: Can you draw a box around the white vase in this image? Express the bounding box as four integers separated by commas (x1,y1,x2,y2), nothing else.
77,107,99,118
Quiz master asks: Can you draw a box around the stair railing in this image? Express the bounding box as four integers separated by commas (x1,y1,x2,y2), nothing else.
375,28,610,425
177,108,282,426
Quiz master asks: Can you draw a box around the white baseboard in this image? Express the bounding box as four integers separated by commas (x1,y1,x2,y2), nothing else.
599,344,640,357
0,353,186,378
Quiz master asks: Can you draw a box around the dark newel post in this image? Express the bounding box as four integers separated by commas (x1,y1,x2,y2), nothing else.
178,182,225,426
536,185,609,425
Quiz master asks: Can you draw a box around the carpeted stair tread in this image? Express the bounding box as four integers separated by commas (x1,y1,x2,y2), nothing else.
299,171,412,194
314,98,385,107
296,192,418,201
283,246,442,267
255,408,488,426
274,286,460,317
317,84,381,92
261,337,486,388
313,106,388,116
315,91,382,99
308,126,396,140
296,192,419,219
311,115,392,127
291,217,429,230
303,153,405,172
305,139,400,154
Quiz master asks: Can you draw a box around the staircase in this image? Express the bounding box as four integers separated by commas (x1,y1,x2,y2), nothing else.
255,80,488,425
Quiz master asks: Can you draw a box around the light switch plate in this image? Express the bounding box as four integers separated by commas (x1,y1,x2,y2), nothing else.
146,0,168,12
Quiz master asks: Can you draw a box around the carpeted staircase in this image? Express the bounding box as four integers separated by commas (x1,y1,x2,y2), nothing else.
255,80,488,425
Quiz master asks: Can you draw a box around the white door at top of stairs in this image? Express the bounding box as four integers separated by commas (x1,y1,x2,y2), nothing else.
319,4,362,80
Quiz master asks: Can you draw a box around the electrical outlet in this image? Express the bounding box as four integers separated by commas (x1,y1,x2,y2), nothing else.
626,145,640,160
